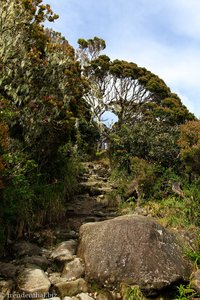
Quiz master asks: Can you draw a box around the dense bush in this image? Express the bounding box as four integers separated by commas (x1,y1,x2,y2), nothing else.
178,120,200,178
109,121,181,171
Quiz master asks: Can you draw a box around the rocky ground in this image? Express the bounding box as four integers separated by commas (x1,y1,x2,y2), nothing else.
0,162,120,300
63,161,119,233
0,161,199,300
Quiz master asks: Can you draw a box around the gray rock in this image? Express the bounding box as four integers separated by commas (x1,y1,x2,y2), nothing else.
0,280,13,300
49,273,62,285
78,215,192,295
61,258,85,280
51,241,77,262
191,269,200,293
18,255,50,270
0,262,18,278
17,267,51,295
54,278,87,297
13,241,42,257
76,293,95,300
96,291,114,300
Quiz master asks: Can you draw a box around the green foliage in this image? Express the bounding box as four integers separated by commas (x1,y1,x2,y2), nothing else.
1,146,81,238
150,186,200,228
3,176,34,224
2,149,36,225
32,182,66,226
77,36,106,62
175,283,200,300
185,235,200,266
186,249,200,267
61,150,82,200
178,120,200,177
110,121,180,171
121,284,146,300
150,168,182,200
0,0,86,170
129,157,158,199
77,117,100,159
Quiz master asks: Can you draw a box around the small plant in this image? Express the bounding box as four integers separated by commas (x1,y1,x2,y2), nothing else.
95,150,107,159
186,249,200,267
121,284,146,300
149,190,200,228
175,282,200,300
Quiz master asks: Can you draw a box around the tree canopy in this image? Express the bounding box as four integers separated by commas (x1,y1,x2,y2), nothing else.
77,38,194,130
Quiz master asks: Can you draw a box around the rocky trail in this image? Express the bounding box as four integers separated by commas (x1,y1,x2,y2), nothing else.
0,161,199,300
63,162,119,233
0,162,121,300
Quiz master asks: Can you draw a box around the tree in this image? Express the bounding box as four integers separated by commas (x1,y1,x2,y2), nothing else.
77,38,109,133
77,36,106,65
77,38,194,130
178,120,200,177
107,60,194,127
0,0,86,174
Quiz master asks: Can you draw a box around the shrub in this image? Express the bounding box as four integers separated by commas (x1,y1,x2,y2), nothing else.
148,187,200,228
178,120,200,178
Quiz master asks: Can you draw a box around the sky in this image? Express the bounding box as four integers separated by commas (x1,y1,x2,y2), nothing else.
44,0,200,119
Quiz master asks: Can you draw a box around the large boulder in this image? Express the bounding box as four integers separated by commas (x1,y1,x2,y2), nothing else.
77,215,191,295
